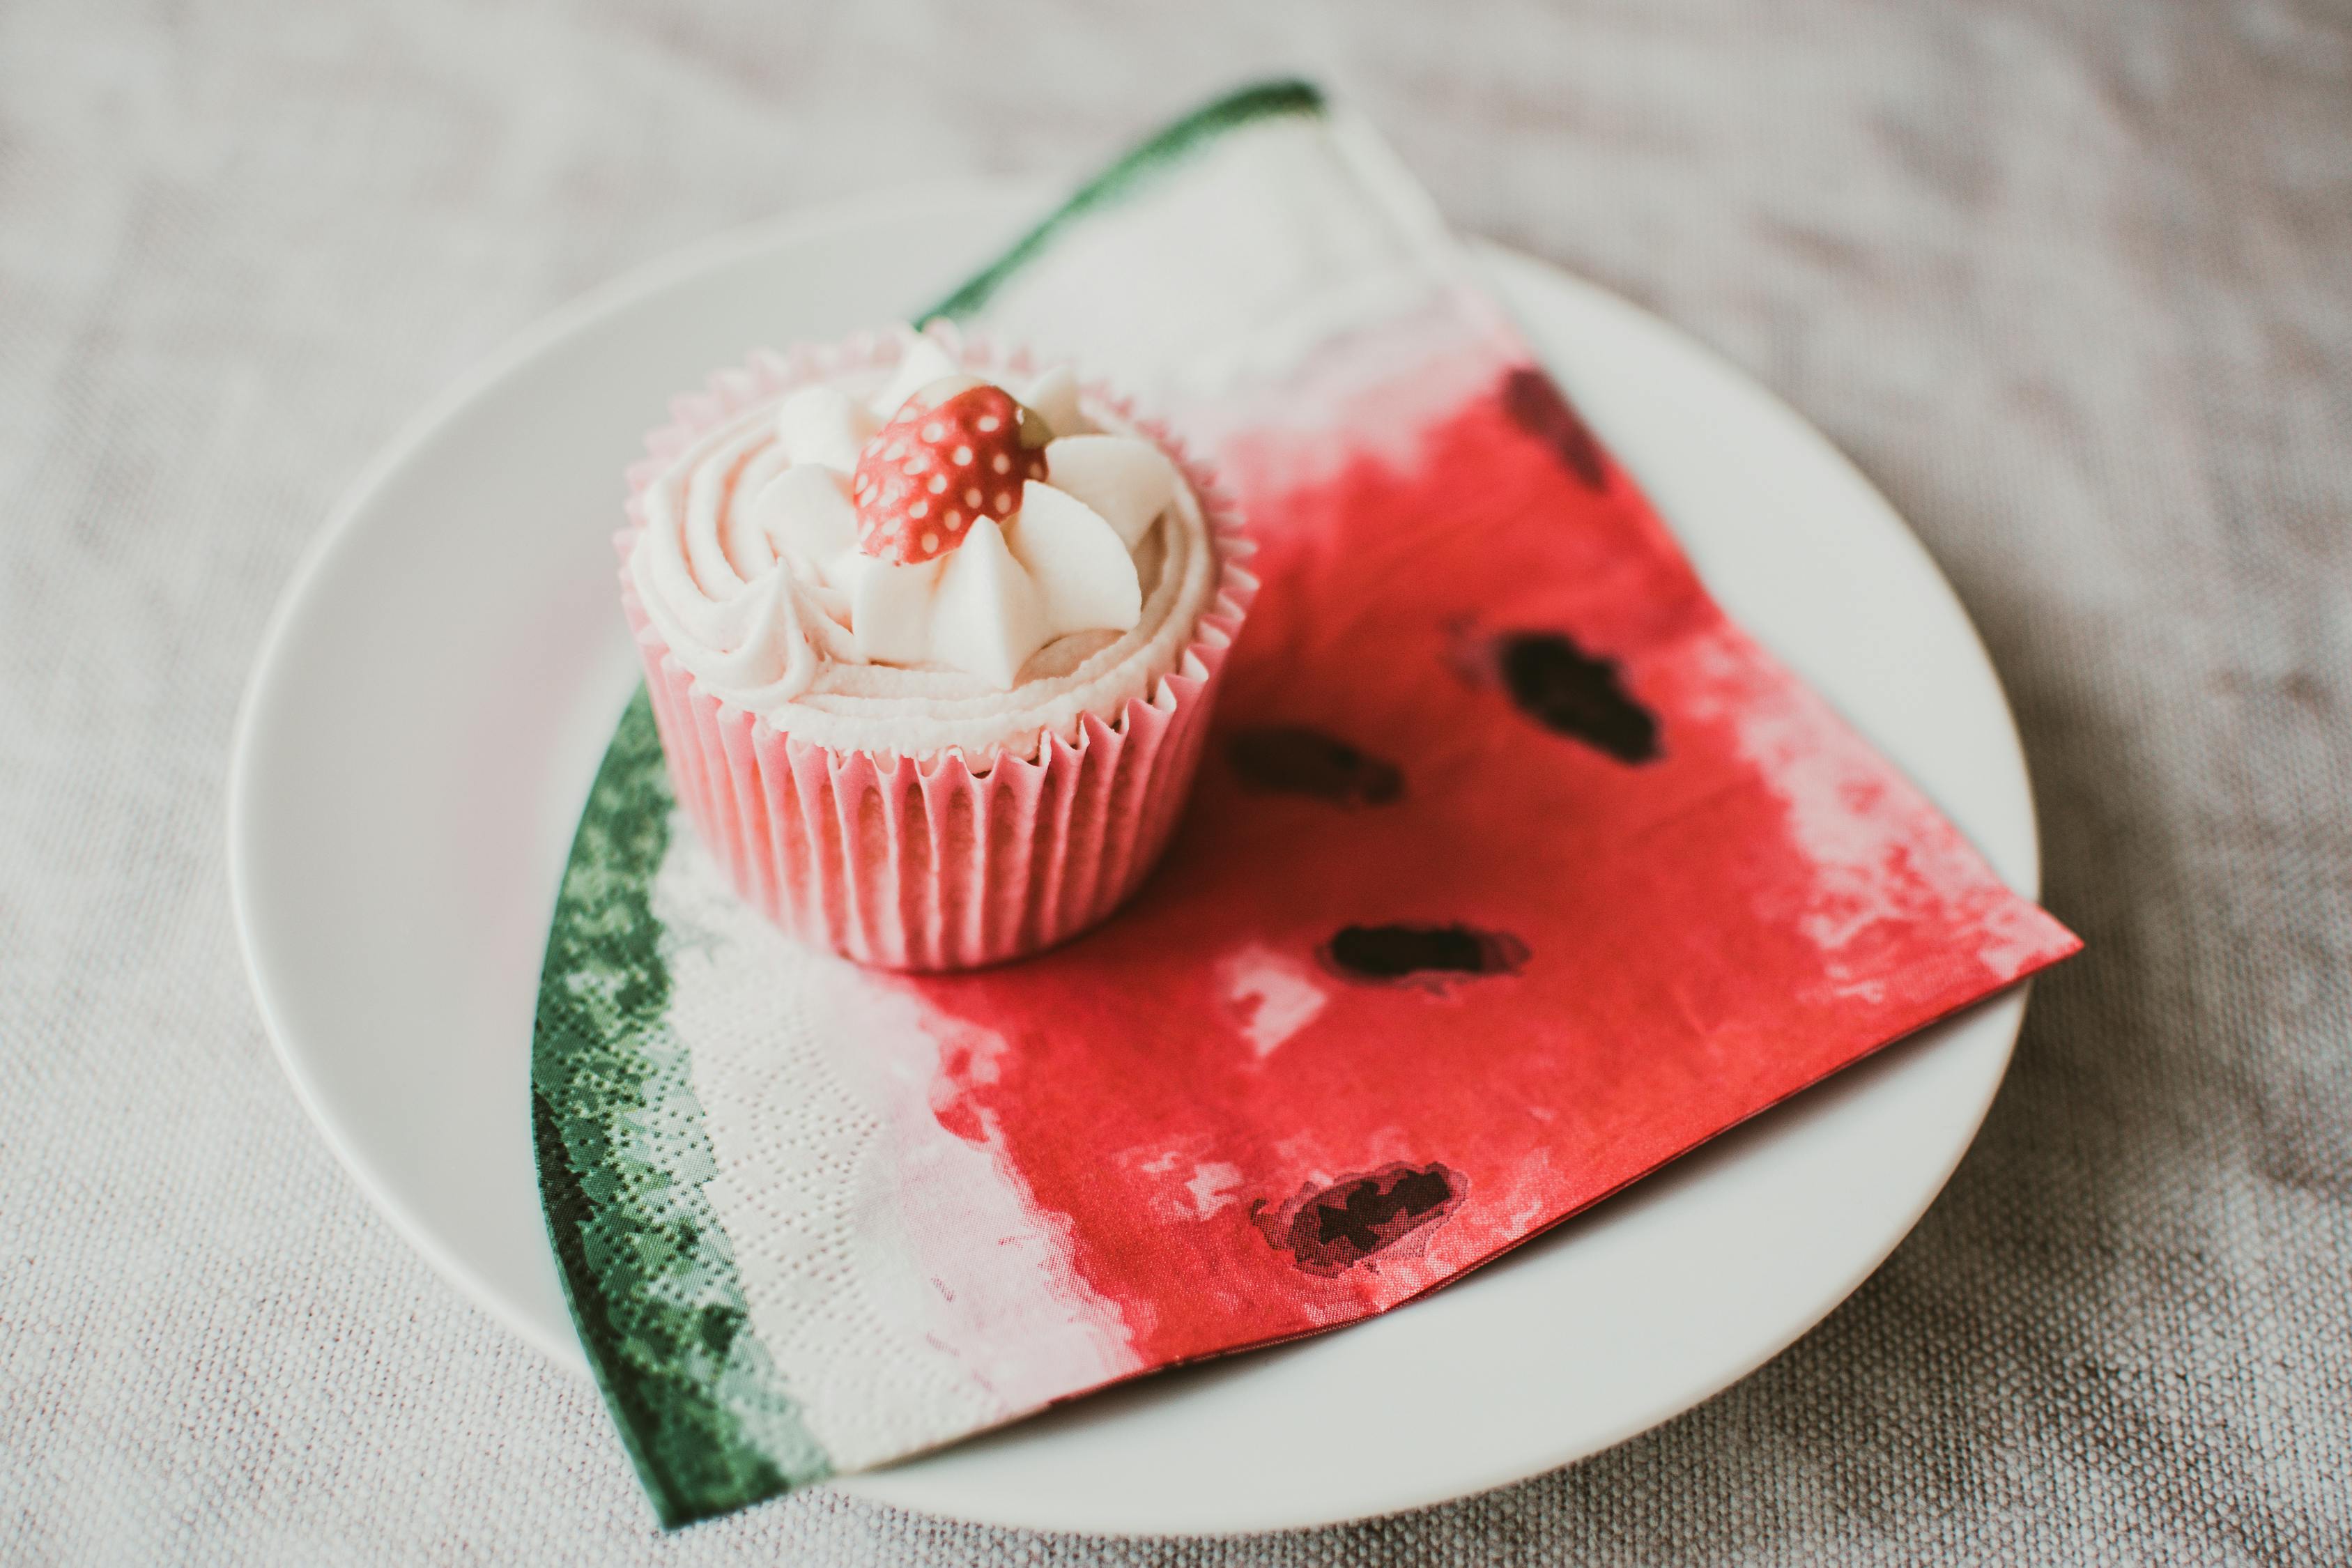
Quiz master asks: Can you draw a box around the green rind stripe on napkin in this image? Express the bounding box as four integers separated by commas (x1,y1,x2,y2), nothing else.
926,77,1324,322
531,691,828,1526
530,86,1339,1524
539,80,1353,1523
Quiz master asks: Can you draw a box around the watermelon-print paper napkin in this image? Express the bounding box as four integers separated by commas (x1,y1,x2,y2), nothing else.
534,81,2080,1526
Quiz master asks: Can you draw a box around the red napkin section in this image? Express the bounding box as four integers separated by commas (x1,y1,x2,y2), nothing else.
902,330,2077,1363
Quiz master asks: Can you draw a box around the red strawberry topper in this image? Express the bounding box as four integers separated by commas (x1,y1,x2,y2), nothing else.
852,378,1052,564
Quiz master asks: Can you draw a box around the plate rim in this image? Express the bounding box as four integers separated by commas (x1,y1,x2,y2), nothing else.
229,184,2043,1535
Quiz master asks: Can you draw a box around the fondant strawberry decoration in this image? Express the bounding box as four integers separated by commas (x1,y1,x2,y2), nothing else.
853,381,1050,564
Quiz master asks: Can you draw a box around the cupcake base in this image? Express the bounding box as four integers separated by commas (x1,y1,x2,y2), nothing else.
629,593,1234,969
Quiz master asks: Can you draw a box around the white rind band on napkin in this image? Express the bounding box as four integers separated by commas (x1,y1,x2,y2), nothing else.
540,84,1369,1524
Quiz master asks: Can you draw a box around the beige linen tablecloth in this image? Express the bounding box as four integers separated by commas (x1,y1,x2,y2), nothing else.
6,2,2346,1562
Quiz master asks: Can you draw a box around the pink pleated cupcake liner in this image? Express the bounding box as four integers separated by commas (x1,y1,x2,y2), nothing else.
617,327,1257,971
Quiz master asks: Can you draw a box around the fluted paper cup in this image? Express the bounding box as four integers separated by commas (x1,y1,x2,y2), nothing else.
617,330,1256,970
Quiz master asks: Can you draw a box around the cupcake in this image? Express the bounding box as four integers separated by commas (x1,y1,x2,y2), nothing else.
619,323,1254,970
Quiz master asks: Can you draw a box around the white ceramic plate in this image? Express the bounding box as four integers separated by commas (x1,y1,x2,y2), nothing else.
231,185,2040,1536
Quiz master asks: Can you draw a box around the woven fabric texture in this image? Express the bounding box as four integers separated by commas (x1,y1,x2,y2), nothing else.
5,1,2346,1562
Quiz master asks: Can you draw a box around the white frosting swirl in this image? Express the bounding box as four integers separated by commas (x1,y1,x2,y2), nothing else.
627,350,1218,760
